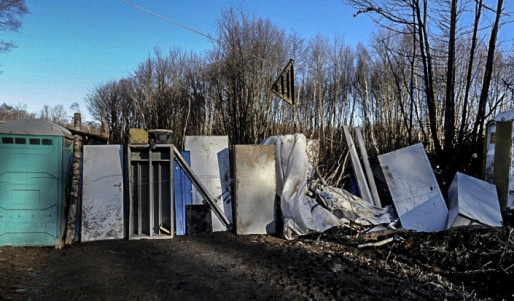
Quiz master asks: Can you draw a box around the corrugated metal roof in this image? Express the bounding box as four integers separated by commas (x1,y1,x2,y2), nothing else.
0,119,72,137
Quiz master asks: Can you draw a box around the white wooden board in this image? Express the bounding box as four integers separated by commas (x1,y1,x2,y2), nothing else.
448,172,502,227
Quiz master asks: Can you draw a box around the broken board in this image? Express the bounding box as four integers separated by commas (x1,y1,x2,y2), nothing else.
174,151,192,236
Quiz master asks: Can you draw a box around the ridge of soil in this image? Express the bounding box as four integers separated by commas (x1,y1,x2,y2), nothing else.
1,225,513,300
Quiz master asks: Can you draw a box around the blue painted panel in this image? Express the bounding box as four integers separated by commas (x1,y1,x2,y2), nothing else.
174,151,192,235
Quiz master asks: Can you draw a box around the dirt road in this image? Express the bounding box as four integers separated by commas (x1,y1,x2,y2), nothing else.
1,226,513,300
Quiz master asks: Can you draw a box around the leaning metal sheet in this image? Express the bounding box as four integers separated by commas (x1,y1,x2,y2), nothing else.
378,143,448,232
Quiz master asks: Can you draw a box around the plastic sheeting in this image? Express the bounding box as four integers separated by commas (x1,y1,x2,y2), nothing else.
319,185,393,227
261,134,342,239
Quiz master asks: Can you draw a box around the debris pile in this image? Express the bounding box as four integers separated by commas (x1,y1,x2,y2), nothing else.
260,130,505,243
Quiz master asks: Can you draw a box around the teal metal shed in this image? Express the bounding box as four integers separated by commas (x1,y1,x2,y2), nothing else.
0,119,73,247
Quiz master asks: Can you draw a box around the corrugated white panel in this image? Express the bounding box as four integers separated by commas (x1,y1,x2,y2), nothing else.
234,145,276,235
81,145,124,241
378,143,448,232
185,136,232,231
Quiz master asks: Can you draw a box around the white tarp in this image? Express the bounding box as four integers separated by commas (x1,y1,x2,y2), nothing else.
260,133,395,239
261,134,342,239
261,134,341,239
448,172,503,227
319,185,394,227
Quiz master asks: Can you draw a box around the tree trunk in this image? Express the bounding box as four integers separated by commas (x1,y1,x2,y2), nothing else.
458,0,482,145
443,0,457,153
414,0,442,155
472,0,504,151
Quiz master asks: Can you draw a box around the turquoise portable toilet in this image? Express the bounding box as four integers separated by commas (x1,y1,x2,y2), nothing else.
0,119,73,247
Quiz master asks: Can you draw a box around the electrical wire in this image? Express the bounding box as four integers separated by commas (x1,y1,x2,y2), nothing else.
120,0,218,44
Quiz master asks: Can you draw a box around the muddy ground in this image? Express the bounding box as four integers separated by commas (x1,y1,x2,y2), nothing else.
1,225,514,301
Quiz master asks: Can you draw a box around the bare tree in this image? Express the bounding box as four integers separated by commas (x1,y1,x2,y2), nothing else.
471,0,505,151
442,0,459,152
0,0,28,53
86,81,125,143
346,0,509,160
0,102,33,121
208,8,290,144
83,3,514,188
457,0,482,146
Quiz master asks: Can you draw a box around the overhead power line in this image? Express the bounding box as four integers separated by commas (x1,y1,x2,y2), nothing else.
121,0,218,44
121,0,295,106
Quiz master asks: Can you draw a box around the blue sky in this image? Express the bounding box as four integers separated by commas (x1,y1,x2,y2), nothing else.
0,0,513,122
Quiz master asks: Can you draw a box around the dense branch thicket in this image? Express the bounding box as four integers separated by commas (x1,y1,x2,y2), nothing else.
86,4,514,189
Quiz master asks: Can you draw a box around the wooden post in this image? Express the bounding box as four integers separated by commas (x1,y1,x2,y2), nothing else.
65,113,83,245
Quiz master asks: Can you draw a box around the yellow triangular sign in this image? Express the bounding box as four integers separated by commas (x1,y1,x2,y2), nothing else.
271,59,295,106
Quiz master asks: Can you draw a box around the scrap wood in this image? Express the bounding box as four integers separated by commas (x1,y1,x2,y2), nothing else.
358,237,394,248
355,228,410,243
343,125,374,206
